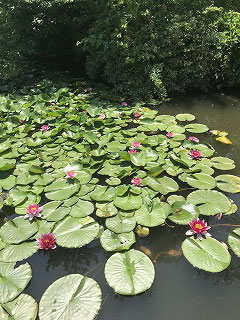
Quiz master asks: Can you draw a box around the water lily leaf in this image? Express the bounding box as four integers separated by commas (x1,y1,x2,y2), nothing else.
187,190,231,216
42,201,70,221
0,175,16,190
0,242,39,263
167,195,185,205
0,262,32,303
216,175,240,193
54,216,99,248
106,214,136,233
114,194,143,210
224,200,238,215
211,157,235,170
75,170,92,184
39,274,102,320
96,202,118,218
182,237,231,272
186,173,216,190
142,176,179,195
0,217,38,244
104,249,155,295
228,228,240,257
45,179,79,200
90,185,117,202
0,158,16,171
185,123,209,133
105,177,121,186
100,229,136,251
216,136,232,144
106,142,126,152
168,201,200,225
176,113,195,121
166,125,185,133
30,220,55,239
130,152,147,166
0,141,11,153
135,201,170,227
69,200,94,218
0,294,38,320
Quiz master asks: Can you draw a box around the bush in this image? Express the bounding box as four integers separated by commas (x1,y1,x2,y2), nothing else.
1,0,240,98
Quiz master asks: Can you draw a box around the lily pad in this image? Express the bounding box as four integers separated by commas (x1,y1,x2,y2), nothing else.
106,214,136,233
142,176,179,195
100,229,136,251
39,274,102,320
96,202,118,218
182,237,231,272
211,157,235,170
114,194,143,210
228,228,240,257
0,294,38,320
176,113,195,121
90,185,117,202
187,190,231,216
104,249,155,295
185,123,209,133
216,175,240,193
168,201,200,225
69,200,94,218
135,201,170,227
185,173,216,190
0,262,32,303
0,217,38,244
0,242,39,263
54,216,99,248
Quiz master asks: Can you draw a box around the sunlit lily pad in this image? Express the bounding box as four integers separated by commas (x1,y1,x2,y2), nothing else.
0,262,32,303
211,157,235,170
100,229,136,251
182,237,231,272
185,173,216,190
135,201,170,227
54,216,99,248
0,294,38,320
185,123,209,133
39,274,102,320
228,228,240,257
168,201,200,225
176,113,195,121
106,214,136,233
69,200,94,218
90,185,117,202
0,241,39,263
96,202,118,218
216,174,240,193
104,249,155,295
187,190,231,216
142,176,179,195
114,194,143,210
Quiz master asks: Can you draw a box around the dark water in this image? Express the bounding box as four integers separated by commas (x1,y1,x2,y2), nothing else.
8,94,240,319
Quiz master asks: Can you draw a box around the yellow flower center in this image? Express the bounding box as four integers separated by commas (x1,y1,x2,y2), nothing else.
195,223,203,230
30,207,37,213
44,239,50,243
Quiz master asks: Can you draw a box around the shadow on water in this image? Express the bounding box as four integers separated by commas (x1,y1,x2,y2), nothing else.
6,93,240,320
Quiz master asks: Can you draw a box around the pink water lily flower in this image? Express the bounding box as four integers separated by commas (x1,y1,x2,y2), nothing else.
83,110,87,114
99,114,105,120
131,141,141,149
117,112,121,118
121,102,127,107
25,204,42,220
186,218,211,240
189,149,203,159
134,113,141,118
66,170,76,179
41,125,49,131
128,149,137,154
37,233,57,250
188,136,199,143
131,177,142,186
167,132,174,138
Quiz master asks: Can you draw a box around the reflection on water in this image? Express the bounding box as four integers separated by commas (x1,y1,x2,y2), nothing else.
3,93,240,320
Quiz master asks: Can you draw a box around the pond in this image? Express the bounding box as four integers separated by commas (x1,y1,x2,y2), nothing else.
1,91,240,320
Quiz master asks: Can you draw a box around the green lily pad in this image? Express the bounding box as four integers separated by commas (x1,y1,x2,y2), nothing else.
211,157,235,170
228,228,240,257
0,241,39,263
100,229,136,251
0,175,16,190
0,294,38,320
54,216,99,248
39,274,102,320
185,123,209,133
42,201,70,221
96,202,118,218
0,262,32,303
142,176,179,195
69,200,94,218
90,185,117,202
176,113,195,121
0,217,38,244
216,175,240,193
106,214,136,233
185,173,216,190
104,249,155,295
168,201,200,225
135,201,170,227
45,179,79,201
114,194,143,210
187,190,231,216
182,237,231,272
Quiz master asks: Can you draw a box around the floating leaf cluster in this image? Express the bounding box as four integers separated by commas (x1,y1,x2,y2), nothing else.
0,81,239,319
